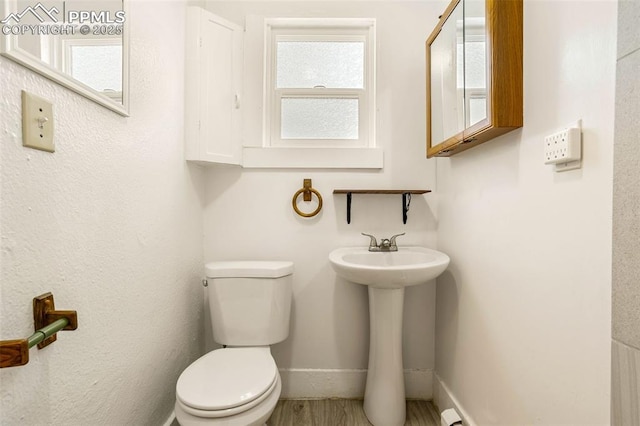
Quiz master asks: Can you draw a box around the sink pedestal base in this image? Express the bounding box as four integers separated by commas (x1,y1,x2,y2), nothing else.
363,287,406,426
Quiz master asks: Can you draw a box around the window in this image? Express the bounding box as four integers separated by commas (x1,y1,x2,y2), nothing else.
264,19,376,149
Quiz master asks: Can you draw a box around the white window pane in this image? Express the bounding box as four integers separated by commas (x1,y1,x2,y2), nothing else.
464,41,486,89
70,45,122,92
277,42,364,89
468,96,486,127
281,98,359,139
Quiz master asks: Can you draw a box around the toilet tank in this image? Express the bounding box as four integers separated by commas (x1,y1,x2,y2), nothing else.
205,261,293,346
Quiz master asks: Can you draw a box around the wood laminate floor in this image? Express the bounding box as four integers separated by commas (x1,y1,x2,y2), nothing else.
267,399,440,426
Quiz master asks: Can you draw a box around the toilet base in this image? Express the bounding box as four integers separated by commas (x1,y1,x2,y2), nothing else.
175,374,281,426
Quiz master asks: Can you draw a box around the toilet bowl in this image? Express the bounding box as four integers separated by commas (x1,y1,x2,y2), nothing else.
175,347,281,426
175,261,293,426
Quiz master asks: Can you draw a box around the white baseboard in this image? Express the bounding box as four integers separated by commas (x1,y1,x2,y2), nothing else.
433,374,476,426
279,368,433,400
161,410,176,426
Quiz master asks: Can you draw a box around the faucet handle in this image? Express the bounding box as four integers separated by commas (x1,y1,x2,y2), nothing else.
389,233,405,246
361,233,378,248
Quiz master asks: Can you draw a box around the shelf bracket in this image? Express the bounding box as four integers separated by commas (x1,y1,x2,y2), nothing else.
402,193,412,224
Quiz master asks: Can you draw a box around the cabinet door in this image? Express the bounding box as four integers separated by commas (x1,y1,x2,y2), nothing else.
428,0,464,147
463,0,487,130
185,8,243,165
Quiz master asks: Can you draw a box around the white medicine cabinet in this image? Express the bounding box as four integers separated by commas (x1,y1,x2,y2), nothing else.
185,7,243,165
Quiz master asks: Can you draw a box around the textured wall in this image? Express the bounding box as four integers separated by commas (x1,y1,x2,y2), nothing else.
202,1,441,397
434,1,616,424
0,1,205,424
612,0,640,423
612,0,640,350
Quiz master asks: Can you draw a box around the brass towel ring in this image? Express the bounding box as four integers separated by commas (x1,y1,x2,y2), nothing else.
292,179,323,218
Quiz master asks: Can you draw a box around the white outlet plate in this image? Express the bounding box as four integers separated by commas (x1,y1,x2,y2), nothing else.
22,91,54,153
544,122,581,172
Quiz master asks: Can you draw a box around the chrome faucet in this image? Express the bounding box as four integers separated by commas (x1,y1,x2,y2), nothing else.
361,233,405,252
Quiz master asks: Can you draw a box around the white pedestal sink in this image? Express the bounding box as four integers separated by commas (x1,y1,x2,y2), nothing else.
329,246,450,426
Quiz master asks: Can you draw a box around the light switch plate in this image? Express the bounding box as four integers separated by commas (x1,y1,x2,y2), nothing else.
22,91,54,153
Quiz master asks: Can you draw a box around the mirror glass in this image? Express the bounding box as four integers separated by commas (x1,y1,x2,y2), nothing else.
464,0,487,128
429,1,464,144
1,0,128,115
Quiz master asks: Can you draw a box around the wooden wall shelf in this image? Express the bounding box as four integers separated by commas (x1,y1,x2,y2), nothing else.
332,190,432,224
333,190,430,195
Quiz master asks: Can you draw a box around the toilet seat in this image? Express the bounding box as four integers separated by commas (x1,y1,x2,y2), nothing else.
176,374,279,419
176,347,277,418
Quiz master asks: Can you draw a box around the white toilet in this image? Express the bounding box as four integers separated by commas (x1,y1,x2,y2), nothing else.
175,260,293,426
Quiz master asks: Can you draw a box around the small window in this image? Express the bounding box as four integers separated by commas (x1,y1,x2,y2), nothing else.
265,19,376,148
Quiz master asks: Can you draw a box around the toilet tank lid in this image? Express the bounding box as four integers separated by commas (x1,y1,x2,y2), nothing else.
205,261,293,278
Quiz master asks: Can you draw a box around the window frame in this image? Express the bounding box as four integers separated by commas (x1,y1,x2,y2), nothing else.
264,18,376,149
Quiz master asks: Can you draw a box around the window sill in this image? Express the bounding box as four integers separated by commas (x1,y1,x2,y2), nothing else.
242,147,383,169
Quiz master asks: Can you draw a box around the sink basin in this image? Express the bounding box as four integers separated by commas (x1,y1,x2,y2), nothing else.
329,246,450,288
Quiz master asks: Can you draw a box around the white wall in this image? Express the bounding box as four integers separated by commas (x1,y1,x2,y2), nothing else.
434,1,616,424
202,1,443,397
0,1,205,424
